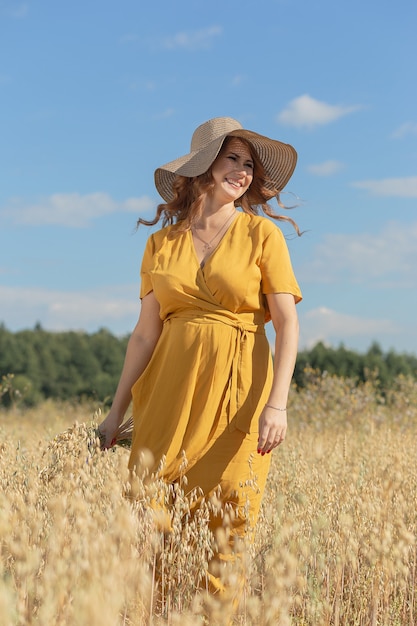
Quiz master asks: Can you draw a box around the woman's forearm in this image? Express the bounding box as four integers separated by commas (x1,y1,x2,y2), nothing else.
105,291,163,428
267,315,299,409
109,332,160,420
257,295,299,455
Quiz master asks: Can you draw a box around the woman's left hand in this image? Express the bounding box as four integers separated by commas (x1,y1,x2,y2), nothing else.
257,405,287,455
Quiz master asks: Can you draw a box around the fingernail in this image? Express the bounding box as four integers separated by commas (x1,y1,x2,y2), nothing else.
257,448,261,454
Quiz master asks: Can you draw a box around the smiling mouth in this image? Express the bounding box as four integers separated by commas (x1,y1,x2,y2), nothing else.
226,178,242,188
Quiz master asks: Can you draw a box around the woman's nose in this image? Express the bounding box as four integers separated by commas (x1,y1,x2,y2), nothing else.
234,161,247,174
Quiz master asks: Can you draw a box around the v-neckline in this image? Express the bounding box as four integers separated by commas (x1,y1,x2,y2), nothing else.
190,212,240,271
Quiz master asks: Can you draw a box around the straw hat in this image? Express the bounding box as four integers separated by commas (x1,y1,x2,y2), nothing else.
154,117,297,202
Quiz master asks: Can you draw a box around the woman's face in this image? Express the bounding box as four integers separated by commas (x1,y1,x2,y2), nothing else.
210,138,254,203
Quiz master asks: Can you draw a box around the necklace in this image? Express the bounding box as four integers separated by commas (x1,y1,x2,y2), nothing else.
192,210,237,252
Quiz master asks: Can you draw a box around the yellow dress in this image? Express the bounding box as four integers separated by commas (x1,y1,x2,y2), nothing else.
129,212,302,538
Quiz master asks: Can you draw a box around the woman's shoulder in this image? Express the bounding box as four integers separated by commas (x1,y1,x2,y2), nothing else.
238,212,283,237
145,223,178,247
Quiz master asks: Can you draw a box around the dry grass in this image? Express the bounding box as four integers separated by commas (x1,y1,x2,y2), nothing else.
1,373,417,625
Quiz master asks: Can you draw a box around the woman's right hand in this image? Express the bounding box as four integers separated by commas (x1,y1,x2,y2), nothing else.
98,411,122,449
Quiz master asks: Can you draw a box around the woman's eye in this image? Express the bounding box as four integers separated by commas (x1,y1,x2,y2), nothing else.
226,155,253,169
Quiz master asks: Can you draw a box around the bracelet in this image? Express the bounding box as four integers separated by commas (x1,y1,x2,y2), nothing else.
265,403,287,412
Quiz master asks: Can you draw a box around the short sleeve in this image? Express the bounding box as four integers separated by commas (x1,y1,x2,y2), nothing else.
139,235,155,299
260,226,302,303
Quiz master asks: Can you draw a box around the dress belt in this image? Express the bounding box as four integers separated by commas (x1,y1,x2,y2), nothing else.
165,311,265,425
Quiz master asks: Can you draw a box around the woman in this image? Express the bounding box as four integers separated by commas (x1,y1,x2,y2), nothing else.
99,116,302,574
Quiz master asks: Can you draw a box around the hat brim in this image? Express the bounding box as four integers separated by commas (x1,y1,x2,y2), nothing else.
154,128,297,203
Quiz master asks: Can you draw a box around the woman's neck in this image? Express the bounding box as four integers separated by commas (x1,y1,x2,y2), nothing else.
197,199,236,228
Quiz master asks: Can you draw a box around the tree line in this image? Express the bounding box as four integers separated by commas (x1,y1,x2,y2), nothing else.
0,324,128,407
1,323,416,407
294,340,417,390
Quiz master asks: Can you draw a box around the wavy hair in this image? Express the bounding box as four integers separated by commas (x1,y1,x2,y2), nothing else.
138,137,301,236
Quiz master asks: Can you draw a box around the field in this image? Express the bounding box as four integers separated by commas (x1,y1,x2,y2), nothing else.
1,372,417,625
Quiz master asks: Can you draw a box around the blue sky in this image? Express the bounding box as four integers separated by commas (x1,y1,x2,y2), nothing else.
1,0,416,354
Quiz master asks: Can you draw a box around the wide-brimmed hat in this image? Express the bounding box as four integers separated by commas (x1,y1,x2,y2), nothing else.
154,117,297,202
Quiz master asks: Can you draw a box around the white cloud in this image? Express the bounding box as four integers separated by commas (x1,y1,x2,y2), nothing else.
297,221,417,287
1,284,405,352
1,1,28,18
277,94,361,129
127,79,157,93
162,25,222,50
352,176,417,198
307,160,344,176
152,108,175,120
299,306,398,350
1,192,155,227
391,122,417,139
11,2,27,17
231,75,245,87
119,33,138,44
0,285,139,333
